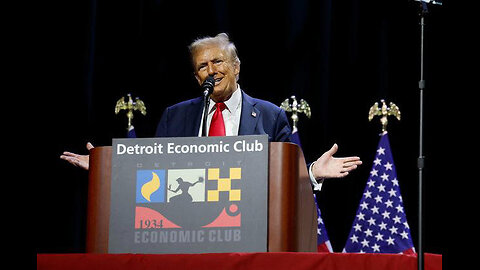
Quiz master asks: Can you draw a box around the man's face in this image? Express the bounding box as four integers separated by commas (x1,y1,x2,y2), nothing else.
192,44,240,102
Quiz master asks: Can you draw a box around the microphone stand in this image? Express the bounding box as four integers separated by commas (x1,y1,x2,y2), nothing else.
414,3,441,269
201,76,215,137
202,94,211,137
417,2,429,270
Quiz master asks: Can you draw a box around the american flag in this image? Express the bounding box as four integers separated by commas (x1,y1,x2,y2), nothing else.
290,130,332,252
127,125,137,138
343,133,415,254
314,193,333,252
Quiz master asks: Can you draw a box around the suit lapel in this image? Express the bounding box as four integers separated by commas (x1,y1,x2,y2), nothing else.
239,91,260,135
185,97,204,137
185,91,260,137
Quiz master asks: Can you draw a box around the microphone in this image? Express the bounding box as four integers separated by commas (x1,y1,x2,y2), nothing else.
202,75,215,97
201,75,215,136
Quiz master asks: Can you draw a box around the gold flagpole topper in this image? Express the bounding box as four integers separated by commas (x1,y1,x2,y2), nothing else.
368,99,401,134
280,95,311,132
115,93,147,131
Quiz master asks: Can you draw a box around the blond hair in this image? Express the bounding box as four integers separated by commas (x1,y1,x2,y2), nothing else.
188,33,241,69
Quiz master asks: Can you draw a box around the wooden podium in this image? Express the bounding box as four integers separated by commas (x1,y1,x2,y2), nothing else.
86,142,317,253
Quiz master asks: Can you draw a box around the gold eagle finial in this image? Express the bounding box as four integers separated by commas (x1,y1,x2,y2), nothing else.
115,93,147,131
280,95,311,133
368,99,401,134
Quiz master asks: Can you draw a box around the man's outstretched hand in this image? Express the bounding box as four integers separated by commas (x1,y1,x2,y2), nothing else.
60,142,94,170
312,143,362,180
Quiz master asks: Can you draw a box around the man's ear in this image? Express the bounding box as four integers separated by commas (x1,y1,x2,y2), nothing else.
234,62,240,78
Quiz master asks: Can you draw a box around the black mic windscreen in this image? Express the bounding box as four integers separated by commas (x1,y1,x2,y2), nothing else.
202,76,215,96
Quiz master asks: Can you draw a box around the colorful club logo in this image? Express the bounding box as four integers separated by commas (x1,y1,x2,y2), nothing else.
207,168,241,202
135,168,242,229
167,169,206,203
136,170,166,203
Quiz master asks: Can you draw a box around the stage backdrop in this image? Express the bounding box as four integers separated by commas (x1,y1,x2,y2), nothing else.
36,0,450,254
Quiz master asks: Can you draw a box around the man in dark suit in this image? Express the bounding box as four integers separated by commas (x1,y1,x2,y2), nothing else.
155,90,291,142
61,33,362,190
156,33,291,141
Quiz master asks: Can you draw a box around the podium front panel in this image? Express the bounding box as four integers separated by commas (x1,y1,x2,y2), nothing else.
108,135,269,254
86,140,316,253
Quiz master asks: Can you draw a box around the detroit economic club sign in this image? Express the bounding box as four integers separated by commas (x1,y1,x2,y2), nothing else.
109,135,268,253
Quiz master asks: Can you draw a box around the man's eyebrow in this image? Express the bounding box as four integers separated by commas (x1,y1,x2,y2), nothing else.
196,61,208,68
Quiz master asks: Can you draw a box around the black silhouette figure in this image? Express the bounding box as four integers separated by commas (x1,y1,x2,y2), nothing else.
168,176,204,204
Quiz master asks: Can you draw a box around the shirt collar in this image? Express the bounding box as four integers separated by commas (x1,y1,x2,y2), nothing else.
208,84,242,114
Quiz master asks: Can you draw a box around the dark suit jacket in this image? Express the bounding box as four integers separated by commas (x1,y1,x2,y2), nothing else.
155,91,292,142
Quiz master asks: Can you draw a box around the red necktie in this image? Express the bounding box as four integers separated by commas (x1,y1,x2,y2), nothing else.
209,102,226,136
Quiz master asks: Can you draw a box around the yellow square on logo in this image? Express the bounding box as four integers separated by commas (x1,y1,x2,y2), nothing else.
230,168,241,179
218,178,231,191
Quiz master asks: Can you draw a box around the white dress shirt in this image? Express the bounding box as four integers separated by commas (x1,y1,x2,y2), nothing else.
198,85,242,137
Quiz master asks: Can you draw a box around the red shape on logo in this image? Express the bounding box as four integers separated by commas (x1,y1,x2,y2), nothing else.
202,204,241,228
135,206,181,229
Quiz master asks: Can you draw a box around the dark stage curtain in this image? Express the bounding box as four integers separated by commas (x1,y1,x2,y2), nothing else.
36,0,451,255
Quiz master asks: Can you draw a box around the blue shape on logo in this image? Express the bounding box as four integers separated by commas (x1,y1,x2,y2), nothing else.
136,170,165,203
